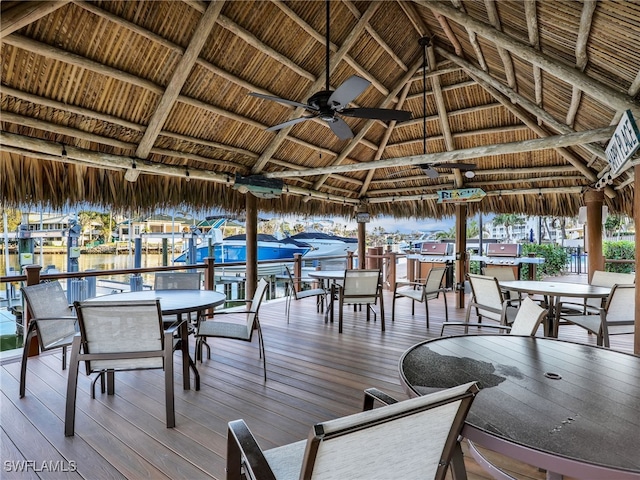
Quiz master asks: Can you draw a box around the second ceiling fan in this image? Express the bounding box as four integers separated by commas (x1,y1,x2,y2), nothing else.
249,1,412,140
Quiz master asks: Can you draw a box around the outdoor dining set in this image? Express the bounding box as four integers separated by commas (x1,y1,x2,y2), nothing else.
16,267,639,479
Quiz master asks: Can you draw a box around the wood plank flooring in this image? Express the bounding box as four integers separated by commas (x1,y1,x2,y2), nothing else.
1,287,634,479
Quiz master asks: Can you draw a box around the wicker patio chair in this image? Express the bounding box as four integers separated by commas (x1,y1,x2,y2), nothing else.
283,266,326,323
440,297,546,336
391,266,448,328
20,281,77,398
338,269,384,333
556,283,635,347
65,299,180,436
227,381,479,480
195,278,269,380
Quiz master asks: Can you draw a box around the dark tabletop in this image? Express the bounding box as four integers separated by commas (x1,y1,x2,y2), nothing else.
400,335,640,477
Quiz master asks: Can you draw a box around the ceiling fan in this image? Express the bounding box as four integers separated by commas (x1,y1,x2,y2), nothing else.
416,36,476,179
248,0,412,140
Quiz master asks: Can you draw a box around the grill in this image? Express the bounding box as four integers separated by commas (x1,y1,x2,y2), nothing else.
471,243,545,279
408,243,454,288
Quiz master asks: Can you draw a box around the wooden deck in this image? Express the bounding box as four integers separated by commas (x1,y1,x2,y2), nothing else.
1,286,634,480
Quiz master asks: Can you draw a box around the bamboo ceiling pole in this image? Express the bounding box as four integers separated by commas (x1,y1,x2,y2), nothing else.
584,189,605,282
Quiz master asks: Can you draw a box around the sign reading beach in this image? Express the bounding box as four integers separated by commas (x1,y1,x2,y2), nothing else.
437,188,486,204
605,110,640,176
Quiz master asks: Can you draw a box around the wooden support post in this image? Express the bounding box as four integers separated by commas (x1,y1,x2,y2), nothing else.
245,194,257,303
293,253,302,292
387,252,396,291
635,165,640,355
455,204,468,309
357,222,366,269
346,251,354,270
24,264,42,356
584,189,604,282
204,257,215,291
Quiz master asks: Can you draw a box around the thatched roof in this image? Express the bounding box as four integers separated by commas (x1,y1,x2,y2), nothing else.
1,1,639,220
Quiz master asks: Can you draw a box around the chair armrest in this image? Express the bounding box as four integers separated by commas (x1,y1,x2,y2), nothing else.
227,419,276,480
441,322,511,336
363,388,399,411
164,319,187,335
395,281,423,288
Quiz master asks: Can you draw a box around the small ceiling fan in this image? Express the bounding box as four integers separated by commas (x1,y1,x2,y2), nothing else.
248,0,412,140
416,36,476,179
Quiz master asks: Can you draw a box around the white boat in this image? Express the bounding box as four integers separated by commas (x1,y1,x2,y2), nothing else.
290,231,358,259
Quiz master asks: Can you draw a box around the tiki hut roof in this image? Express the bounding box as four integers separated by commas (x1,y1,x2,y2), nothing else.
1,1,639,220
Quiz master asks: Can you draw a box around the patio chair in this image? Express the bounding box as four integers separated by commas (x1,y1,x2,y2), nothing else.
337,269,384,333
464,274,518,333
227,381,479,480
20,281,77,398
558,270,635,316
440,297,546,336
556,283,635,347
154,271,202,324
65,299,179,436
391,266,448,328
283,266,326,323
194,278,269,380
482,266,521,306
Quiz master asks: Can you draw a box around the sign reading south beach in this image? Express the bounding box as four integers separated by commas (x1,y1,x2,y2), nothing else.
437,188,486,204
605,110,640,176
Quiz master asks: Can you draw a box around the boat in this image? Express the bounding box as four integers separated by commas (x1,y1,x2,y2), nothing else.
290,231,358,259
174,234,311,264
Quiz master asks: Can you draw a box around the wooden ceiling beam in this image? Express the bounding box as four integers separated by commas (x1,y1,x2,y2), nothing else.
484,0,517,90
135,1,223,159
566,0,597,128
1,1,71,39
523,0,543,125
267,127,615,178
418,0,640,118
450,0,488,71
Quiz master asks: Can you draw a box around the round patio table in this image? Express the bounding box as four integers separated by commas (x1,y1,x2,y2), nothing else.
400,335,640,480
86,290,226,391
499,280,610,337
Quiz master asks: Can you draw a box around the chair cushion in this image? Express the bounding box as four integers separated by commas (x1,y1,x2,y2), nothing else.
196,320,251,340
395,287,423,302
296,288,326,299
562,314,602,335
263,440,306,480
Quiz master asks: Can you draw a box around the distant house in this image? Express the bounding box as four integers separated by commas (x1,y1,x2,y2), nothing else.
114,214,197,246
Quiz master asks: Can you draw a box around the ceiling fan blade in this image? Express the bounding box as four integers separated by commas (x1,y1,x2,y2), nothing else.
340,107,412,122
328,75,371,110
439,162,476,170
266,115,315,132
327,117,353,140
249,92,315,111
419,164,440,178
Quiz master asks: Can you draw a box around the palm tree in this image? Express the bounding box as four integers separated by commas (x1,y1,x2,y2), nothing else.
492,214,525,242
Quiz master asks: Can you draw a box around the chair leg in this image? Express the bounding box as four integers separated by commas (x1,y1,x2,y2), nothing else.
256,321,267,381
65,336,82,436
19,322,38,398
91,372,106,399
163,332,176,428
62,345,67,370
424,299,430,329
379,296,385,332
391,294,396,322
443,292,449,323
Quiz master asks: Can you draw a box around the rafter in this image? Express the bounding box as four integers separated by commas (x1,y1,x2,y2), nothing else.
1,1,71,39
523,0,543,125
566,0,597,127
484,0,517,90
451,0,487,71
418,0,640,118
135,1,223,159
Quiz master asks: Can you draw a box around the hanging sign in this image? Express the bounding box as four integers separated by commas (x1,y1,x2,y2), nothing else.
605,110,640,176
437,188,486,204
